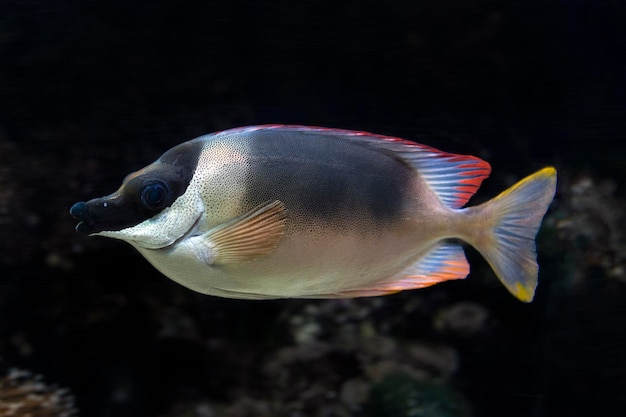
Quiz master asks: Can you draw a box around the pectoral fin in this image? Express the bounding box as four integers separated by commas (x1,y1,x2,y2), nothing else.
204,200,287,264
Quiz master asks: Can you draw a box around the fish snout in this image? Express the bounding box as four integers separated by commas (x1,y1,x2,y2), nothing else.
70,192,154,235
70,201,97,234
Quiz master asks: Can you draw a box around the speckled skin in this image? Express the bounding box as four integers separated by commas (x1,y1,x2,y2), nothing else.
141,127,451,299
71,125,557,300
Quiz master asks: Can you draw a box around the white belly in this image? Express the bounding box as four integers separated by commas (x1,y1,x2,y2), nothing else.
135,222,428,299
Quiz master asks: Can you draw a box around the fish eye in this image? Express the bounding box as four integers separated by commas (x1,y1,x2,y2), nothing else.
139,181,170,211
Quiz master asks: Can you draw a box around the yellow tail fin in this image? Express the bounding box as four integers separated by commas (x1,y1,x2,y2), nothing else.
472,167,557,302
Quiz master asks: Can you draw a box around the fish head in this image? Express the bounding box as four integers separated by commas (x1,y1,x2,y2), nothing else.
70,140,204,249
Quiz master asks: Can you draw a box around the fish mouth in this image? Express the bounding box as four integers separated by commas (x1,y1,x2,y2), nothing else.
70,201,96,234
70,192,156,236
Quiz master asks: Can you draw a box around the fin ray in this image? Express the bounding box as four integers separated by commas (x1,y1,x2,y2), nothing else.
386,242,470,290
320,242,469,298
471,167,557,302
205,200,287,264
332,131,492,208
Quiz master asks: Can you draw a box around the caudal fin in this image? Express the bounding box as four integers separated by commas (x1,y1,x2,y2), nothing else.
472,167,557,302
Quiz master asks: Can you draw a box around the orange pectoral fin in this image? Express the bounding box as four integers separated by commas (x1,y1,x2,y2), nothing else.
204,200,287,264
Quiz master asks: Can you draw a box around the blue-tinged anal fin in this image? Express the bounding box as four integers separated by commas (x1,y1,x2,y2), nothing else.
387,242,470,289
326,242,469,298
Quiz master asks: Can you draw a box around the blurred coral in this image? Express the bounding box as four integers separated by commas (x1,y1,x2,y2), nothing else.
550,173,626,284
0,367,77,417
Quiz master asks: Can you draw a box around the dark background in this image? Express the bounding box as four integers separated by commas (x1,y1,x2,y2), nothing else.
1,1,625,416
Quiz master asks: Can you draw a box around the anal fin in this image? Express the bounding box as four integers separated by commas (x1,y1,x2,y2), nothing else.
331,242,469,298
394,241,469,287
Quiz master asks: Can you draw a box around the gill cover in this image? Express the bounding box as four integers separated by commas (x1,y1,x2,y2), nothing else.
70,139,203,248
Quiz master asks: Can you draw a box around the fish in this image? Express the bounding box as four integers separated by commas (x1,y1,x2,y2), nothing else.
70,125,557,302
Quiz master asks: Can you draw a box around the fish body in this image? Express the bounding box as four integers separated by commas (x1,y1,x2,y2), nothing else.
70,125,557,301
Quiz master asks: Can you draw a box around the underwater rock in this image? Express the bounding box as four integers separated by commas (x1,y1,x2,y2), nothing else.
368,373,469,417
550,173,626,286
434,302,489,337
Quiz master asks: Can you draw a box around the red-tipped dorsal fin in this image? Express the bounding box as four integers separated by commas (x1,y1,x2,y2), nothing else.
411,152,491,208
224,125,491,209
345,133,492,209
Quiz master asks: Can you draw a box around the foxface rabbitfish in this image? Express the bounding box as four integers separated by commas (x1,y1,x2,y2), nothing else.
70,125,557,301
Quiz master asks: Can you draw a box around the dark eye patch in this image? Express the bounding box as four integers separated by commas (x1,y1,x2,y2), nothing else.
71,139,203,234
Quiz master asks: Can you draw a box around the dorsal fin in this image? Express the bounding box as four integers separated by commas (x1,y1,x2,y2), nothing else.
225,125,491,209
407,149,491,208
330,130,492,209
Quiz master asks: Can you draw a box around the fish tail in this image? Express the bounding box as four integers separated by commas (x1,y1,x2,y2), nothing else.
469,167,557,302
